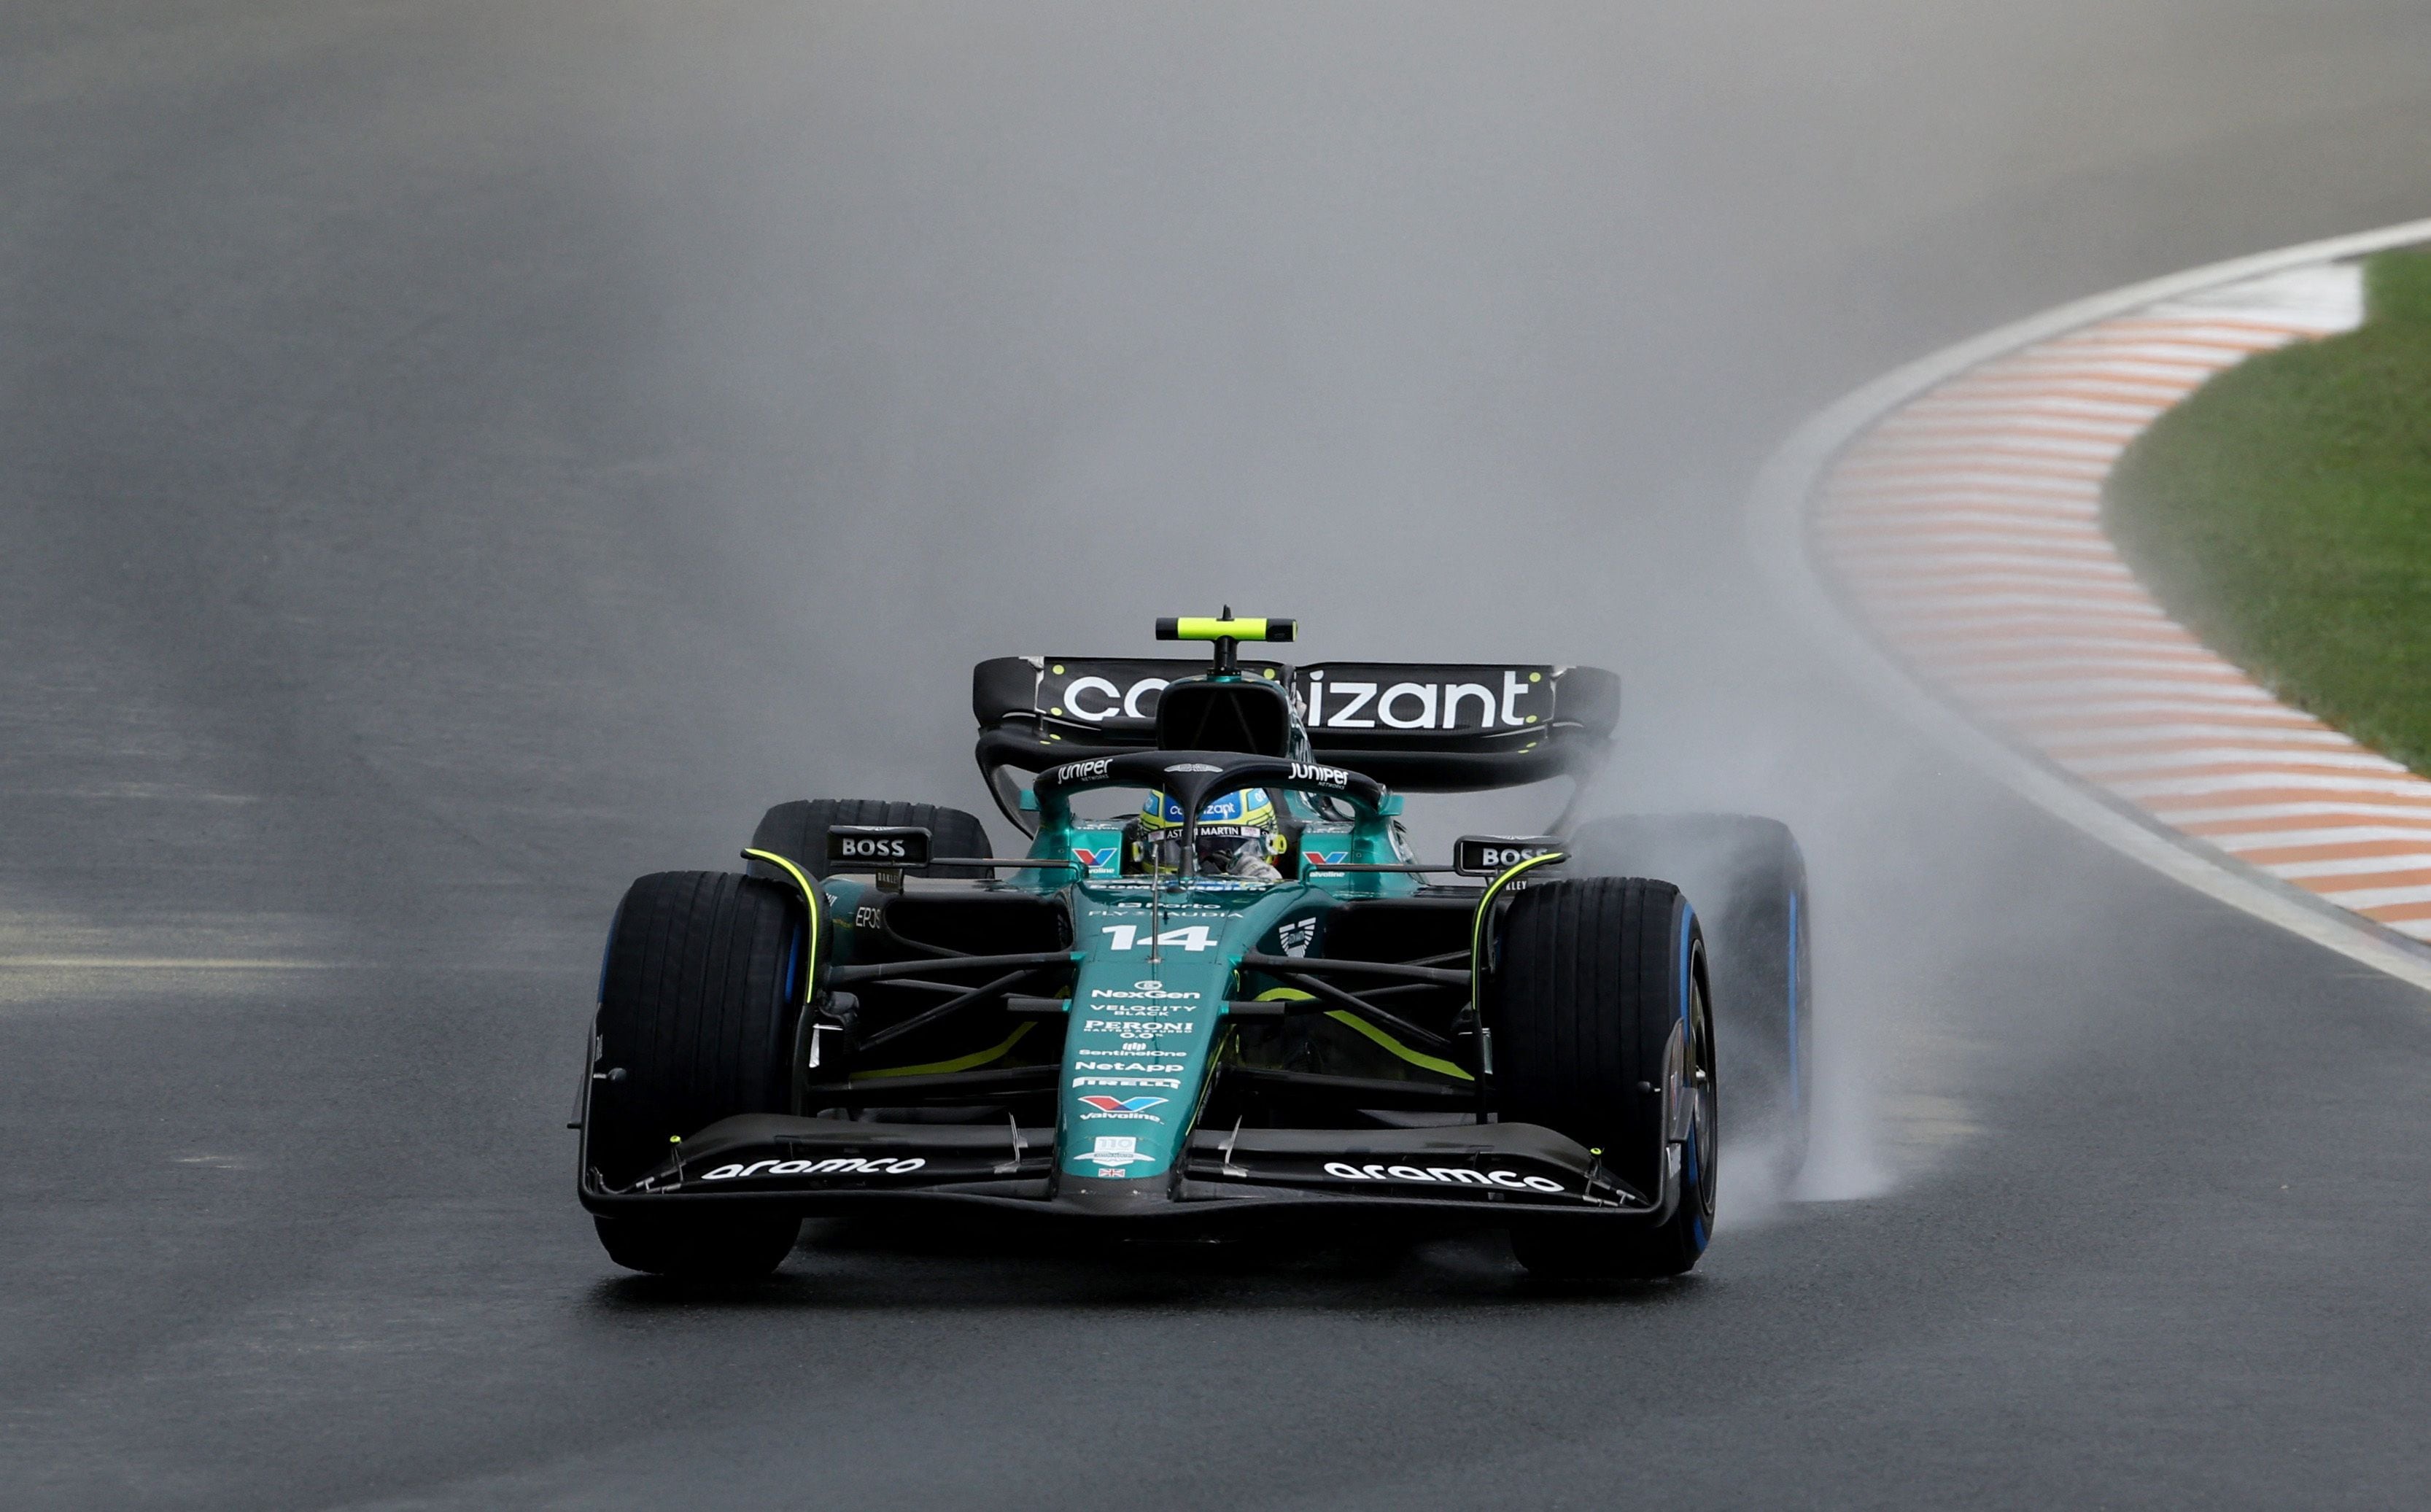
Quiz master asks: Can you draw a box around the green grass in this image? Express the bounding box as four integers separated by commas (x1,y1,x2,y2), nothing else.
2105,249,2431,775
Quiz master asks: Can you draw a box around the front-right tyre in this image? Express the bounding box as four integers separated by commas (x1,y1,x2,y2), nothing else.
1567,814,1809,1176
583,869,805,1280
1493,876,1716,1279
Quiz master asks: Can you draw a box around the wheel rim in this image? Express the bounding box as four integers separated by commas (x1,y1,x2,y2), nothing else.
1686,943,1718,1241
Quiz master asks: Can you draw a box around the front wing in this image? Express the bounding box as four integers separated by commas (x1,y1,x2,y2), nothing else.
578,1112,1672,1233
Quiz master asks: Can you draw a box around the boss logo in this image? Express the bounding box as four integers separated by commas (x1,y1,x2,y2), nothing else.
824,826,931,867
1454,835,1565,877
1288,762,1350,790
1055,757,1113,784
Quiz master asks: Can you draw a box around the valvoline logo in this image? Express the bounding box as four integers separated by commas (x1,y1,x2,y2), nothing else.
1072,845,1116,872
1079,1095,1168,1113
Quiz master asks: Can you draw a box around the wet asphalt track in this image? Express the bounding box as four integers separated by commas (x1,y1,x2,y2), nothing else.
8,4,2431,1507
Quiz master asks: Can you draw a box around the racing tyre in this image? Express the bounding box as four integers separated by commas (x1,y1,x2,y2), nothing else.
1494,877,1716,1279
586,870,804,1279
1567,815,1810,1176
747,799,996,880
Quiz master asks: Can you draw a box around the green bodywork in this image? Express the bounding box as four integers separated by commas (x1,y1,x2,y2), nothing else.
1029,780,1418,1183
813,772,1457,1186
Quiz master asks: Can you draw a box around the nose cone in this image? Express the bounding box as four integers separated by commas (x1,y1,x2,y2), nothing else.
1052,1175,1176,1214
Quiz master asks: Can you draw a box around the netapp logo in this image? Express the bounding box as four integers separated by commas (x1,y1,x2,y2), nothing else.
702,1156,927,1180
1300,669,1546,732
1322,1162,1565,1193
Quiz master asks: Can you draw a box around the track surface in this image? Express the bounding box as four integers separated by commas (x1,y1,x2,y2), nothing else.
8,5,2431,1506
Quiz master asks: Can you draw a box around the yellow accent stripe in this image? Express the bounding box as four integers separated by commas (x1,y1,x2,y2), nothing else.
742,848,821,1007
1174,616,1268,640
1322,1010,1474,1081
1253,988,1473,1082
851,1021,1035,1080
1470,850,1569,1009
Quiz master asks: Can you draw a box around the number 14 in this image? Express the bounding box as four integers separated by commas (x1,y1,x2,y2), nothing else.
1101,924,1216,953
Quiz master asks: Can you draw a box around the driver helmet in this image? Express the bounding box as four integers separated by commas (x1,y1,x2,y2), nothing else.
1135,786,1284,880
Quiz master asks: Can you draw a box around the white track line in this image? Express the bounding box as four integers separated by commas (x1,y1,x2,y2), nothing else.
1748,217,2431,995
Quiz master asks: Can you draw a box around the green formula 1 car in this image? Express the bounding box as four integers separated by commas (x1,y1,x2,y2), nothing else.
575,616,1810,1279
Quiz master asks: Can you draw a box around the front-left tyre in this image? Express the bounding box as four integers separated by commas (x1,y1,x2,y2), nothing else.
583,869,805,1279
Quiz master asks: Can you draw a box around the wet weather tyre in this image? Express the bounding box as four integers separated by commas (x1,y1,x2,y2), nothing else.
1567,814,1810,1176
584,870,804,1278
1494,877,1717,1279
747,799,996,880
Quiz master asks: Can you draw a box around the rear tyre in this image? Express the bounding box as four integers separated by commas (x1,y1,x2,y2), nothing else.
1567,814,1810,1176
1494,877,1716,1279
747,799,995,881
585,870,805,1279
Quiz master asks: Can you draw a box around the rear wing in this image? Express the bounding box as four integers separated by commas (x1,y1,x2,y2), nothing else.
973,656,1618,817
